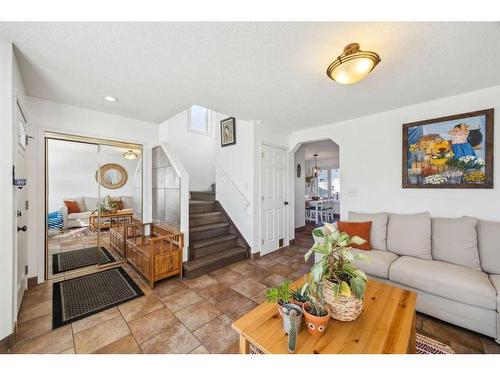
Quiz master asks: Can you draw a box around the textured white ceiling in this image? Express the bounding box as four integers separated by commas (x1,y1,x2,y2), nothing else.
1,22,500,130
302,140,339,160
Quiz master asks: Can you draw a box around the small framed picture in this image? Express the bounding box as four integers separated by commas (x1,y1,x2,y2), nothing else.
220,117,236,147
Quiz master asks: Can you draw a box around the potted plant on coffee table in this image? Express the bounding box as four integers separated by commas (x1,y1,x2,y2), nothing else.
301,276,331,336
291,282,310,307
305,223,369,321
266,280,303,334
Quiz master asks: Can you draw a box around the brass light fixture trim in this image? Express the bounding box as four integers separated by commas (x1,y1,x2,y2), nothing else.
326,43,381,85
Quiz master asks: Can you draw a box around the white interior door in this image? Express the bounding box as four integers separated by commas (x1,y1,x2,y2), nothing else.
261,144,288,255
14,102,28,314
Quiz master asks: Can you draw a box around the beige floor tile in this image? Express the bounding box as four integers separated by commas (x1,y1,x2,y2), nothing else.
72,307,121,334
249,289,267,304
209,268,245,286
192,314,238,353
174,300,222,331
480,337,500,353
17,300,51,323
267,263,295,277
182,274,218,291
241,267,272,282
216,293,258,321
93,334,141,354
128,307,178,344
273,255,296,266
74,315,130,353
230,278,266,298
222,339,240,354
14,313,52,346
118,294,163,322
153,278,188,298
60,347,75,354
261,274,287,287
12,325,73,354
140,322,200,354
227,261,255,274
161,288,202,312
190,345,210,354
196,282,239,305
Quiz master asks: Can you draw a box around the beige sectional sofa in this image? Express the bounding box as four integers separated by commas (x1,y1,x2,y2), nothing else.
317,212,500,344
60,196,134,228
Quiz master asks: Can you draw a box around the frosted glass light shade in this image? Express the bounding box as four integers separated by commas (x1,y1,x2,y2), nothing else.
326,43,380,85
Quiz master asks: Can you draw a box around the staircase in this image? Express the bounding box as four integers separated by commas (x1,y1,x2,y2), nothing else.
183,191,250,278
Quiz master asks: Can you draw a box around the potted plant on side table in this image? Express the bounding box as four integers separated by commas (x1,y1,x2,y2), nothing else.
301,277,330,336
306,223,369,322
266,280,303,334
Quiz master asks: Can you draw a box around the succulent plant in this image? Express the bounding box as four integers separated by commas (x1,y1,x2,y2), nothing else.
266,280,292,305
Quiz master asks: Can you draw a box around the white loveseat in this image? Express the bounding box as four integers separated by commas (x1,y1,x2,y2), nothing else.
60,196,134,229
316,212,500,344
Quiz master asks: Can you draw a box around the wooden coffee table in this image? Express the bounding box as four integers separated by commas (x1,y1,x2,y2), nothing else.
232,277,417,354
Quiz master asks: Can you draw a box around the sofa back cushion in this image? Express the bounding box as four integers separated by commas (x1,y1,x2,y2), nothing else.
431,217,480,270
348,212,388,250
476,219,500,274
84,197,98,212
62,197,86,212
387,212,432,259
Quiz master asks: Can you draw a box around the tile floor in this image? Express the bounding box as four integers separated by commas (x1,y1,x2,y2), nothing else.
5,227,500,354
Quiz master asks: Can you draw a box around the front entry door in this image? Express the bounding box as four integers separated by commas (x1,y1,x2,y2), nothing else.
261,144,287,255
14,101,28,314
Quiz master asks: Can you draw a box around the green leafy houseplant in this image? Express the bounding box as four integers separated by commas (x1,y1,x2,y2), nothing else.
266,280,292,306
305,223,369,300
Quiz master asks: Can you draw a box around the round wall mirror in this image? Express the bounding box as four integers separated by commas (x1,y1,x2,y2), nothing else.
96,163,128,189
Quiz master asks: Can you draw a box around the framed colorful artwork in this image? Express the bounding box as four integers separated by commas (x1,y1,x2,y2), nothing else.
402,108,494,189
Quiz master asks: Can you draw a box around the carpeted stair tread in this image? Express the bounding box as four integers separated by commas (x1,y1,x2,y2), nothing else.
190,222,229,232
191,234,239,249
183,246,248,272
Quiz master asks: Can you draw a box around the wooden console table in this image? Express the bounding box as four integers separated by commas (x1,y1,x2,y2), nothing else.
232,278,417,354
89,211,133,230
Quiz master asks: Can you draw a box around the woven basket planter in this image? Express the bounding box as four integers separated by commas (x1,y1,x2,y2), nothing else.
322,279,363,321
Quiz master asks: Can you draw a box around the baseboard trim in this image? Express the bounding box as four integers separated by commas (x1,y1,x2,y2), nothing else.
250,252,261,260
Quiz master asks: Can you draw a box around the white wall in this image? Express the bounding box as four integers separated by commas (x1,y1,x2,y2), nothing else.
290,85,500,221
25,97,158,283
294,145,305,228
47,142,140,212
158,109,215,191
214,112,255,248
0,36,14,341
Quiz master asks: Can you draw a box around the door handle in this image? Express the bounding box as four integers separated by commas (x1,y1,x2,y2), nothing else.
284,201,289,206
17,225,27,232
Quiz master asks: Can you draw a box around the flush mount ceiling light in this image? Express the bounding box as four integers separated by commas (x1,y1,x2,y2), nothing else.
326,43,381,85
104,95,119,102
123,150,138,160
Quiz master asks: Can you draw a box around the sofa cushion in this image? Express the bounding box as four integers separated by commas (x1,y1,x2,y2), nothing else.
477,220,500,275
349,212,388,251
389,256,496,310
121,196,133,209
490,275,500,312
432,217,481,270
387,212,432,259
68,212,91,220
63,197,86,212
350,249,398,279
84,197,98,212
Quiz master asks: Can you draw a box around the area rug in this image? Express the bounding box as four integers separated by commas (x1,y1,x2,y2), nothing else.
52,267,144,329
60,227,98,238
249,333,455,354
52,247,115,274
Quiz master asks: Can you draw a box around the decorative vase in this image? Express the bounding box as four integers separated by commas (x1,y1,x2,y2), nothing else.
322,279,364,321
302,302,331,336
278,303,303,335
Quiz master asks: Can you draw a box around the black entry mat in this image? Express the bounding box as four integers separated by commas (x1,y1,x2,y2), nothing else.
52,247,115,275
52,267,144,329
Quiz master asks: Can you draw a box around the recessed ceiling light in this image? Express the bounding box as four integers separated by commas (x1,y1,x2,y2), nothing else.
326,43,381,85
104,95,119,102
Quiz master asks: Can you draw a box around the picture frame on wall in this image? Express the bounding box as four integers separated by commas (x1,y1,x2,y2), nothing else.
402,108,494,189
220,117,236,147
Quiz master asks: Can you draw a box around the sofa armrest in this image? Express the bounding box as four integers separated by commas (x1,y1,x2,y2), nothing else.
59,205,68,229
